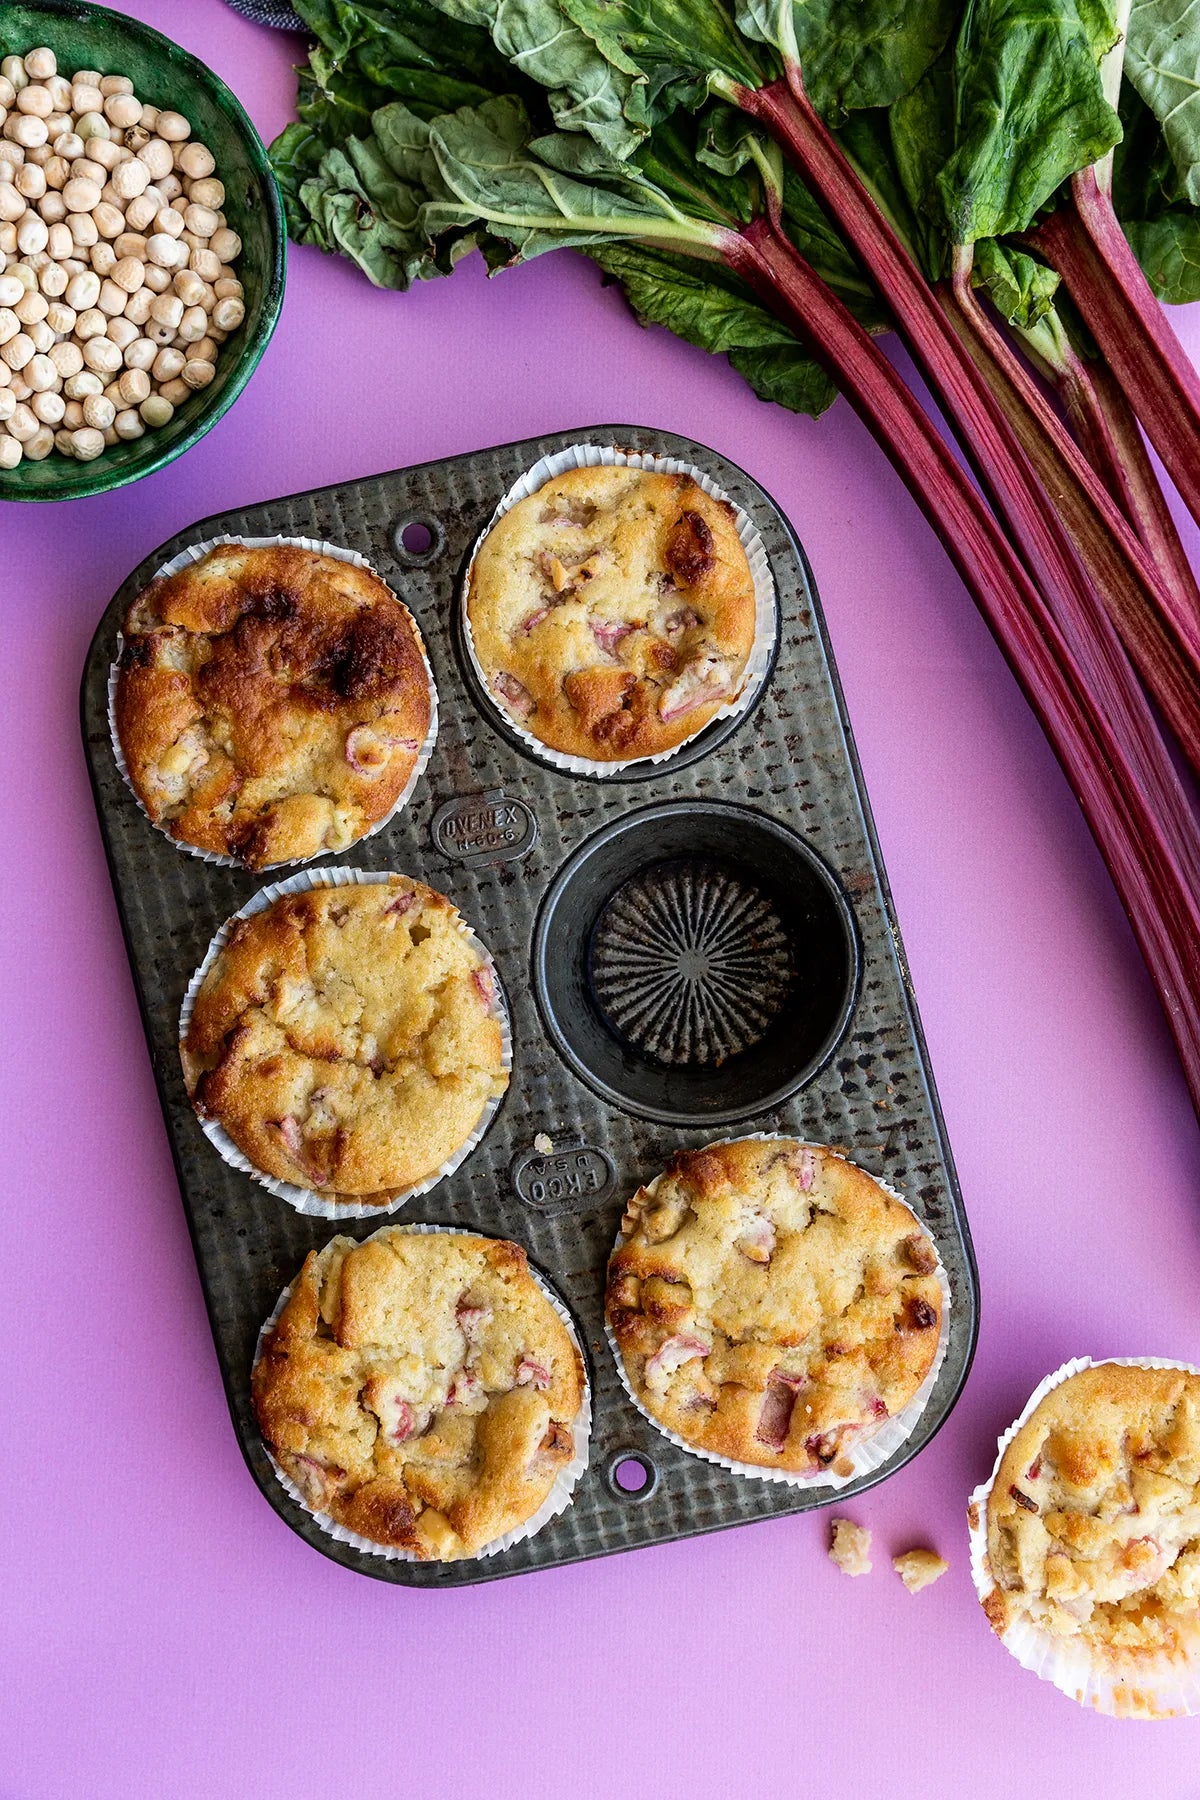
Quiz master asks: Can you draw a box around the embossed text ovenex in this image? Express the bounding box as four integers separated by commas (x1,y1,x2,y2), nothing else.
82,426,979,1586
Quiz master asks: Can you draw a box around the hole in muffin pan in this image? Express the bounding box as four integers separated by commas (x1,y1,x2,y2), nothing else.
450,555,781,783
606,1451,658,1501
534,802,861,1126
390,514,444,567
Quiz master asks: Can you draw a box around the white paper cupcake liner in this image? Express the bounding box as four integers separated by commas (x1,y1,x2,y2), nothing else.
179,866,512,1220
462,443,778,777
108,533,440,870
605,1134,952,1490
968,1355,1200,1718
253,1222,591,1564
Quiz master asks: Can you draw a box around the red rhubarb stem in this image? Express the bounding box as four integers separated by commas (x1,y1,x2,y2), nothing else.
941,252,1200,773
1029,165,1200,533
725,214,1200,1108
1055,345,1200,607
737,71,1200,891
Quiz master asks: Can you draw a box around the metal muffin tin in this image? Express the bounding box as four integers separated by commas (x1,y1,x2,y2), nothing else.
81,425,979,1586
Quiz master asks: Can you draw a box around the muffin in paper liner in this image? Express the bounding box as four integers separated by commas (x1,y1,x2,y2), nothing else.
253,1223,591,1564
968,1356,1200,1718
461,443,777,777
108,533,440,871
604,1134,952,1491
179,866,511,1220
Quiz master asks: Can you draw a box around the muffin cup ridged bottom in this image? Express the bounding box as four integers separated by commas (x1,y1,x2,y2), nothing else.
108,533,440,871
605,1134,953,1490
461,443,778,778
179,866,512,1219
968,1355,1200,1718
254,1224,591,1563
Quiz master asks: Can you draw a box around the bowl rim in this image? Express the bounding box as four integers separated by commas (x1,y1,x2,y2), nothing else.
0,0,287,503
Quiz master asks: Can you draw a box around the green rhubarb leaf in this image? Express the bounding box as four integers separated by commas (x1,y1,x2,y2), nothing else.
1124,209,1200,298
296,141,444,286
972,238,1061,325
410,94,721,258
736,0,958,116
420,0,654,155
934,0,1122,243
1126,0,1200,204
586,238,838,413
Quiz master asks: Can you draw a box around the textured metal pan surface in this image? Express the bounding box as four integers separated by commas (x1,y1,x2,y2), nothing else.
81,425,978,1586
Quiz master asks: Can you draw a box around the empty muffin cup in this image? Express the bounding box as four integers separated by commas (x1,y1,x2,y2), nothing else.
533,800,859,1125
460,444,778,778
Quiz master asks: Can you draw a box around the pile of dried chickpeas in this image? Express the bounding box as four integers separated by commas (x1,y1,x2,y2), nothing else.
0,45,246,469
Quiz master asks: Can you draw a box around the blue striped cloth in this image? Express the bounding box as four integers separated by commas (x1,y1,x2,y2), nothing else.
222,0,306,29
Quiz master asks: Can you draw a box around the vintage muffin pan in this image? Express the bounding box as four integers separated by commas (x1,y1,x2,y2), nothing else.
81,424,979,1586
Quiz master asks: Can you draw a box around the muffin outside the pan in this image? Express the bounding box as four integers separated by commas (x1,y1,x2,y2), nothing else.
181,876,508,1201
466,465,757,761
253,1229,586,1560
606,1138,943,1474
974,1361,1200,1714
114,541,433,869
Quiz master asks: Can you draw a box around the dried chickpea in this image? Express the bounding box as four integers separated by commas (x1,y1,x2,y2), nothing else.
150,346,183,383
16,160,46,198
111,156,148,200
16,84,54,119
181,357,214,391
45,221,71,257
123,286,152,325
157,376,189,407
6,400,37,438
67,211,97,247
0,433,22,467
14,286,46,323
106,314,137,351
99,74,133,98
75,112,109,142
142,263,170,294
73,305,104,339
110,254,143,293
112,230,146,260
97,276,127,316
211,295,243,332
124,192,156,231
117,366,150,406
53,425,76,453
82,392,114,429
0,184,24,223
71,84,103,116
25,350,55,390
114,406,143,439
175,304,207,343
45,295,76,332
82,334,120,374
1,329,34,368
91,200,123,239
26,317,52,351
71,423,104,458
31,386,64,425
138,392,172,426
104,94,141,131
123,336,156,372
63,370,100,398
90,240,115,277
137,137,172,181
48,338,82,378
16,213,47,254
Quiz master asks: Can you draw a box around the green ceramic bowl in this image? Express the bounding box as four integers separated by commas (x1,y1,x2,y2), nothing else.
0,0,285,501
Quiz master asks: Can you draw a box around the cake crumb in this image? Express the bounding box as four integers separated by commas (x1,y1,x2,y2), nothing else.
829,1517,872,1576
893,1548,948,1592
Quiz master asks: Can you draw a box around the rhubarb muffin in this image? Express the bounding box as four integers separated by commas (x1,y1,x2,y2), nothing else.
466,465,758,761
253,1229,586,1559
114,541,433,869
606,1138,943,1474
979,1363,1200,1689
181,877,508,1202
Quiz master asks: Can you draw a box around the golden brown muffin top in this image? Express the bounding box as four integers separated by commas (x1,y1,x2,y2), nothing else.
467,467,757,762
606,1138,942,1473
253,1230,585,1559
115,542,432,870
181,877,508,1201
983,1363,1200,1662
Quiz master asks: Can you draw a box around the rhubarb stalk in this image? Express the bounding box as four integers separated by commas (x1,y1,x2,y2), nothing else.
1029,167,1200,536
725,216,1200,1108
940,244,1200,769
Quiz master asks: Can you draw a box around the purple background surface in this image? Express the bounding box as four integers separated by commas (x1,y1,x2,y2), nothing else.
4,5,1200,1794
